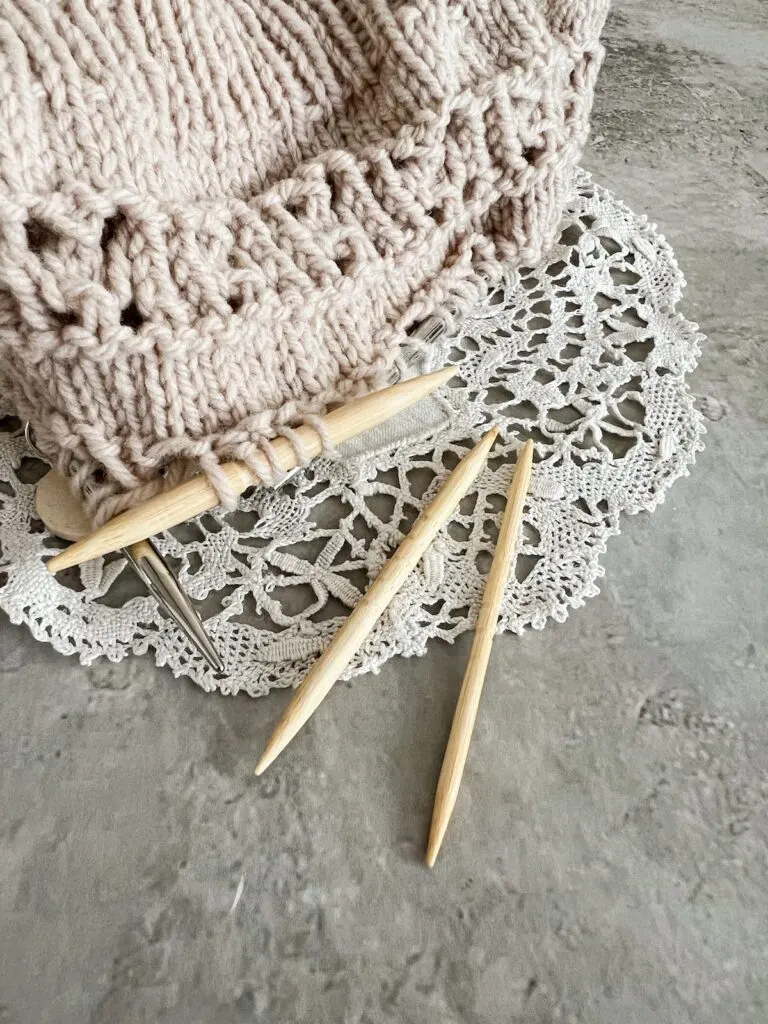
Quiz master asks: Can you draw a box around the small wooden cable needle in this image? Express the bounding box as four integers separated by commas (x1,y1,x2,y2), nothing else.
46,366,456,574
255,427,501,776
425,439,534,868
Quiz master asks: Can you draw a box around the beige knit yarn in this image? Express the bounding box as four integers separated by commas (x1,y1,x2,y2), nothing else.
0,0,608,523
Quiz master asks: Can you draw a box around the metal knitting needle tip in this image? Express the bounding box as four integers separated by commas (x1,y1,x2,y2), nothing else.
123,541,224,672
123,465,303,671
25,423,224,672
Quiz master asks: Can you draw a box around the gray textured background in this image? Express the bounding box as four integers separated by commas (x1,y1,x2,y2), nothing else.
2,2,767,1021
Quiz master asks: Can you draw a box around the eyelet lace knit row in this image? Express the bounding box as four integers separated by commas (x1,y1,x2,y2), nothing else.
0,0,609,522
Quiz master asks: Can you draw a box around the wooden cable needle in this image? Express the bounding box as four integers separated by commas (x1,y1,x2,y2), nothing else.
425,439,534,867
255,426,501,775
46,366,456,574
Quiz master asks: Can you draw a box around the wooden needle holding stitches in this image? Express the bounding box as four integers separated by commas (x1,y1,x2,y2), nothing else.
255,427,501,776
426,439,534,867
46,366,457,574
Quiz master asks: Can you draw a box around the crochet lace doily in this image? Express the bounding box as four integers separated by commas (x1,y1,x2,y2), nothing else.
0,174,705,696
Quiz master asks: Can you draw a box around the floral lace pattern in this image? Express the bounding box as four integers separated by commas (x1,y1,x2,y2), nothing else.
0,174,705,696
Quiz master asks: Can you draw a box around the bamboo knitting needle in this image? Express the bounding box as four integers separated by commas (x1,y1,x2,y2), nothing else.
425,439,534,868
46,366,456,574
255,426,501,775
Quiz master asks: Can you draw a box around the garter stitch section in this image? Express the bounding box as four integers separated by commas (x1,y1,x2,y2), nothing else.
0,0,609,522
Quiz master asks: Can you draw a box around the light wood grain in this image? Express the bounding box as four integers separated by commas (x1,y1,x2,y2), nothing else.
46,366,456,573
36,472,168,561
35,469,93,542
255,427,501,775
425,439,534,867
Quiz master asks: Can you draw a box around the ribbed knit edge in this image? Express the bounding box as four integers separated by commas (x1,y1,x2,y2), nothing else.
0,0,609,524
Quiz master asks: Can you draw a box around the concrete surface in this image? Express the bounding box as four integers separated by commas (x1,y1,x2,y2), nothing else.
2,2,767,1021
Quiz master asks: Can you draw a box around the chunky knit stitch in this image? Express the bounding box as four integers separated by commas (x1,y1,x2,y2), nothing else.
0,0,608,523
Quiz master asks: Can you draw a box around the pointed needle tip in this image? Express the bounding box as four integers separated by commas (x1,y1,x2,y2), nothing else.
254,741,280,775
435,364,457,383
425,823,445,867
202,647,225,673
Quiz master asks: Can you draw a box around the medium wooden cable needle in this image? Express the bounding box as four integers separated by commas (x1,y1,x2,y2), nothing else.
255,427,501,776
46,366,456,574
426,439,534,868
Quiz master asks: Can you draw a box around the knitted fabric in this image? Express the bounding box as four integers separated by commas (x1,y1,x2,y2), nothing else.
0,0,609,524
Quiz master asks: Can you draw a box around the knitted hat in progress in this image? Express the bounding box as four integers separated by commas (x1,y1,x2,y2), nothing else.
0,0,609,523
